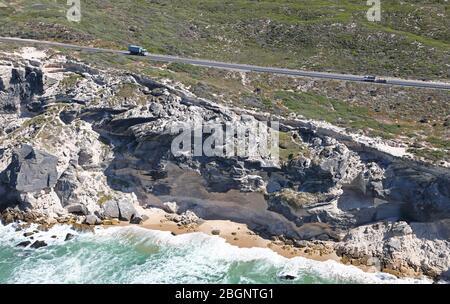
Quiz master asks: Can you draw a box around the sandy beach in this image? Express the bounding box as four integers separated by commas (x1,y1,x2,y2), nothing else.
134,207,344,264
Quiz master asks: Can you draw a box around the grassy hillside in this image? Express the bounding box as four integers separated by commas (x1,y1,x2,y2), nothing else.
0,0,449,80
68,50,448,163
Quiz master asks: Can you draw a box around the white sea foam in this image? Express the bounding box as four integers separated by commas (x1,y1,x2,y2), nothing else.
0,222,81,246
94,226,433,284
0,224,433,284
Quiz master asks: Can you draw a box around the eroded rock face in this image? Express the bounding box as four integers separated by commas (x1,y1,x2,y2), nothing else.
0,65,44,114
336,220,450,279
1,145,58,193
382,163,450,222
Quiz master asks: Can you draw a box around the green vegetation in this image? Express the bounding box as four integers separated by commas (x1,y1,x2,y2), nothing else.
407,148,447,163
279,131,311,161
97,193,113,206
60,73,83,89
426,136,450,150
2,103,68,152
105,82,148,106
15,104,65,133
0,0,448,80
167,63,204,79
274,91,407,139
73,50,448,163
2,0,447,162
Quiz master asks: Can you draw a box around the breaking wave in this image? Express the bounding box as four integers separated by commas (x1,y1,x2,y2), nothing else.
0,223,431,284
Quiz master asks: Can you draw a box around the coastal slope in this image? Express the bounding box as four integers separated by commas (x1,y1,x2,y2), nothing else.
0,47,449,280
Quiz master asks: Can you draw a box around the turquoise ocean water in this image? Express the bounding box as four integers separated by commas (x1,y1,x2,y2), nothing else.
0,223,430,284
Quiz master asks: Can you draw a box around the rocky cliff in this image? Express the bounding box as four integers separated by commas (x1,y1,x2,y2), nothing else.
0,48,449,281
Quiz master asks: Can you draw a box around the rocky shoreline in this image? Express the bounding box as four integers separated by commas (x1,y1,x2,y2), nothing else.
0,204,445,281
1,47,449,281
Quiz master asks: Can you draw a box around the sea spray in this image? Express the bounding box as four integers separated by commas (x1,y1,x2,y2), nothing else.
0,223,431,284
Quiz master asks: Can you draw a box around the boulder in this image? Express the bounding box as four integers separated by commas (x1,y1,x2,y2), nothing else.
162,202,179,214
117,200,137,221
66,204,88,216
130,213,146,224
102,201,120,219
279,274,297,281
1,145,58,193
179,210,200,225
54,167,78,206
16,241,31,248
65,233,75,241
30,240,47,249
85,214,101,226
389,221,413,237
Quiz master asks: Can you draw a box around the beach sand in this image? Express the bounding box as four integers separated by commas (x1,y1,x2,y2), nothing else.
134,207,345,264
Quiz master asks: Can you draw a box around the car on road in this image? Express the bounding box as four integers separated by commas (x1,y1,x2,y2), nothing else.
363,75,376,82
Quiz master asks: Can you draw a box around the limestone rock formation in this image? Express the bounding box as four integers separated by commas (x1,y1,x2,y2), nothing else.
336,220,450,280
0,48,449,280
1,144,58,193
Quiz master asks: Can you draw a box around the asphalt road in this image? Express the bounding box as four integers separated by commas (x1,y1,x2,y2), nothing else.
1,36,449,90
